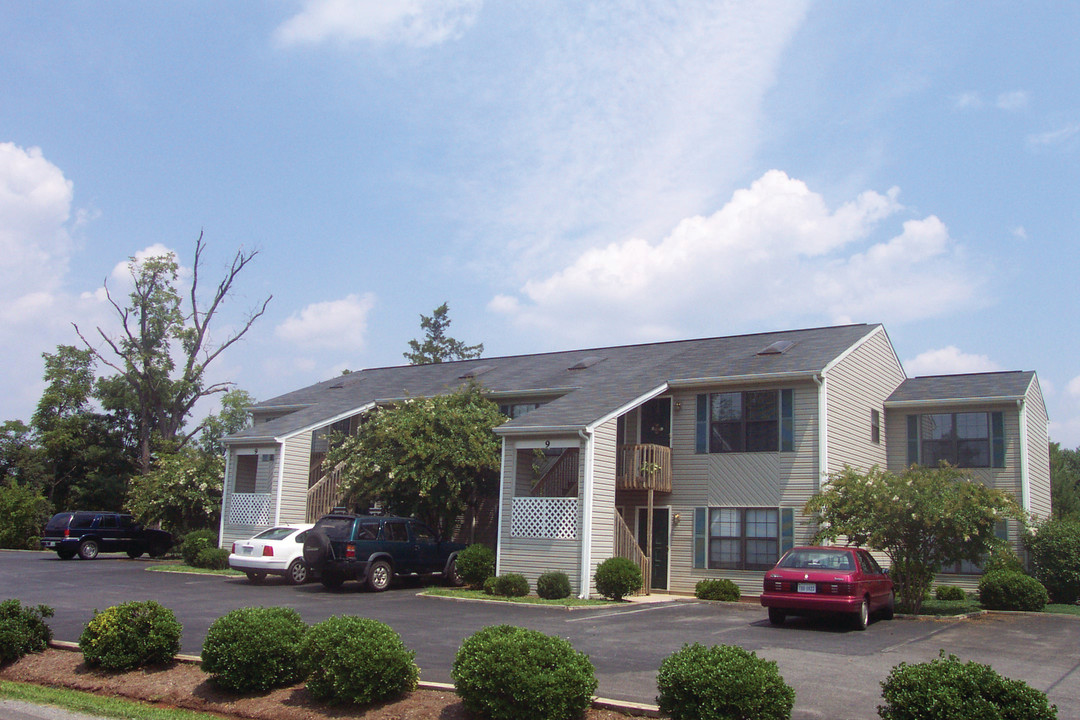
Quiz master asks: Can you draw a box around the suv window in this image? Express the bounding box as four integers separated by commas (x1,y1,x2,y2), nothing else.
356,522,379,540
319,516,355,541
45,513,73,531
413,524,437,543
385,522,408,542
71,514,97,530
99,515,118,529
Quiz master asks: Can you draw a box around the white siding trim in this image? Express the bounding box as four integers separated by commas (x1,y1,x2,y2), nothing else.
273,444,286,526
816,374,828,486
495,437,506,576
1018,399,1030,512
218,452,232,545
578,429,594,598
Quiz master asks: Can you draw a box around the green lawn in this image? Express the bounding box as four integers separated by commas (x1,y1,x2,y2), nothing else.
1045,603,1080,616
0,680,224,720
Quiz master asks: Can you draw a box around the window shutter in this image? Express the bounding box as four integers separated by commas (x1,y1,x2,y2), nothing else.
781,508,794,554
693,507,706,569
695,395,708,454
906,415,919,466
991,411,1005,468
780,389,794,452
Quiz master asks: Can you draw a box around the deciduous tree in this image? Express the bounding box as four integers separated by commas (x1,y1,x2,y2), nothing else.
1050,442,1080,522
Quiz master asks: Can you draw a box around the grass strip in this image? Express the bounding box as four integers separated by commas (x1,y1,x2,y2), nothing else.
424,587,616,606
0,680,227,720
145,565,243,577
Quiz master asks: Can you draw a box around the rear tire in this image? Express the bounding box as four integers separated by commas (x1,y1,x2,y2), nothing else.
286,559,309,585
768,608,786,626
367,560,392,592
321,569,344,590
853,598,870,630
78,540,99,560
57,550,75,560
148,543,169,558
127,550,144,559
246,571,267,583
881,591,896,620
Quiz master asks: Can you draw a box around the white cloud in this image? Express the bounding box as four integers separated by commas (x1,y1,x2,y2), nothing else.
1027,122,1080,147
1013,226,1028,241
954,91,982,110
492,171,982,344
1067,375,1080,398
995,90,1028,111
275,292,377,350
904,346,1004,377
274,0,482,48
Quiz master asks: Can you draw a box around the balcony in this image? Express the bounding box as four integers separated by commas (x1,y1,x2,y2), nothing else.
616,444,672,492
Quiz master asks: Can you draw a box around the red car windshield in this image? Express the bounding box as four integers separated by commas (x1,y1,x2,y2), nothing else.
777,549,855,571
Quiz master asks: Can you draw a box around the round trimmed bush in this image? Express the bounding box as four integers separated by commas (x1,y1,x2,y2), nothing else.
594,557,642,601
452,624,597,720
879,651,1057,720
483,576,497,595
456,543,496,588
193,547,229,570
657,643,794,720
0,599,54,665
1024,519,1080,604
935,585,967,602
300,616,418,705
492,573,530,597
695,578,741,602
79,600,181,671
536,571,572,600
180,529,218,566
201,607,308,692
978,571,1048,612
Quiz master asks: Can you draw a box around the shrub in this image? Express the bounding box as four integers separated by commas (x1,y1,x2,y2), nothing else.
695,578,741,602
1024,519,1080,604
934,585,967,602
193,547,229,570
452,625,597,720
456,544,496,588
983,544,1025,575
492,573,530,597
201,607,308,692
0,483,51,551
594,557,642,601
978,571,1048,612
483,576,497,595
180,529,219,566
657,643,795,720
0,599,54,665
536,571,572,600
79,600,181,671
879,651,1057,720
300,616,418,705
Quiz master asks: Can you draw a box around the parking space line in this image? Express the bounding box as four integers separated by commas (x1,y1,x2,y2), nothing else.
878,622,956,654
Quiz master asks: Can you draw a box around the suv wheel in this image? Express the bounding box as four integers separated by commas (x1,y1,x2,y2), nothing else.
445,558,464,587
57,550,75,560
148,543,169,558
127,549,144,559
78,540,99,560
367,560,392,592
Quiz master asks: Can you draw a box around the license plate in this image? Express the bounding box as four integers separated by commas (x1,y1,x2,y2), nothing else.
241,547,253,555
797,582,817,593
43,541,56,548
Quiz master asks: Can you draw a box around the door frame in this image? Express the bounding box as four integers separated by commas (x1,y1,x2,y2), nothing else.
635,505,671,591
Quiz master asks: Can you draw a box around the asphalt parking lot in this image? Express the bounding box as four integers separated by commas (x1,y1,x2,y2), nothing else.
3,550,1078,720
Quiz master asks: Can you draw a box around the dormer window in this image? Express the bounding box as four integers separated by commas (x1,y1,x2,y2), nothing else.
758,340,794,355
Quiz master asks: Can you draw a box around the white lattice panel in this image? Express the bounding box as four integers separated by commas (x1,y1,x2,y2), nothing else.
510,497,578,539
227,493,274,526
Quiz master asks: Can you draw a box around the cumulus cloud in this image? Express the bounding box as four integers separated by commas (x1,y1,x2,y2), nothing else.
954,92,982,110
1067,375,1080,398
904,346,1004,378
274,0,482,48
491,171,982,344
995,90,1028,111
1027,122,1080,148
275,292,376,350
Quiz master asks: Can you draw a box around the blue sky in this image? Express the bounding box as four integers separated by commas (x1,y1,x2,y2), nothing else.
2,2,1078,446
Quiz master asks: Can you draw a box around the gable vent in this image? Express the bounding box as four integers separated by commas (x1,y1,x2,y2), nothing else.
460,364,495,379
569,355,605,370
758,340,795,355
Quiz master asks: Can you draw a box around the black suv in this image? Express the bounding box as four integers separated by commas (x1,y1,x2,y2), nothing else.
40,512,173,560
303,510,466,591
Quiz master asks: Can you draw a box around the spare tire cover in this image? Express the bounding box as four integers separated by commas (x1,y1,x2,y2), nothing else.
303,528,332,567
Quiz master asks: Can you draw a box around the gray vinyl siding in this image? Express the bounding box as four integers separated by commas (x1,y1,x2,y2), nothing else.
278,433,312,525
588,418,618,593
1024,376,1051,520
823,327,905,475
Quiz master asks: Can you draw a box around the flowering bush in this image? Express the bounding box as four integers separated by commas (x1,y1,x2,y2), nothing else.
126,449,223,535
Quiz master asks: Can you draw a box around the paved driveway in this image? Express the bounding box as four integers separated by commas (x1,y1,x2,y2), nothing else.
4,550,1078,720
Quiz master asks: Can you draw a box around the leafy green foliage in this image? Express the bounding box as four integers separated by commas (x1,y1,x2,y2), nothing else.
79,601,181,671
656,643,795,720
1024,518,1080,604
0,599,54,664
201,607,308,692
806,465,1019,614
300,616,418,705
452,625,597,720
456,544,496,588
878,651,1057,720
491,573,530,597
0,482,51,550
180,529,219,566
126,449,223,535
483,576,497,595
594,557,642,601
934,585,967,602
326,382,504,537
536,571,572,600
1049,442,1080,522
197,389,255,456
403,302,483,364
193,547,229,570
695,578,741,602
978,571,1049,611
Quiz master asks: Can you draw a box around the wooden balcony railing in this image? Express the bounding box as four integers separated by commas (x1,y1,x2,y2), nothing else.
616,444,672,492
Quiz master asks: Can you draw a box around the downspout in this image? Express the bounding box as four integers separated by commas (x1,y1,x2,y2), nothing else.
1018,399,1030,512
578,428,594,599
495,437,507,577
814,374,828,488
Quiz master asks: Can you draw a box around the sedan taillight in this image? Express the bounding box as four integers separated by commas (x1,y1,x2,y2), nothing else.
262,546,274,557
231,542,236,554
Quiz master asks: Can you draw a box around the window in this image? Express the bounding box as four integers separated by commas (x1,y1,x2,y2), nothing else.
871,409,881,444
499,402,542,419
908,412,1004,468
707,508,779,570
696,390,792,453
234,455,258,492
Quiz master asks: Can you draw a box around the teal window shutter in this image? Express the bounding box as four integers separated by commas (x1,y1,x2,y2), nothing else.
693,507,706,569
695,395,708,454
781,508,794,554
906,415,919,465
780,389,794,451
991,411,1005,468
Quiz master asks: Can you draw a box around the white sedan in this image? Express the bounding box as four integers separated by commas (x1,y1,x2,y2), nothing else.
228,524,314,585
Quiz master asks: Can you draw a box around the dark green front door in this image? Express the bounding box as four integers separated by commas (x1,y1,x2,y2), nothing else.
637,508,669,590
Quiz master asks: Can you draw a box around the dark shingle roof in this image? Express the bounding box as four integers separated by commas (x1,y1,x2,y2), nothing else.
226,324,881,443
885,371,1035,405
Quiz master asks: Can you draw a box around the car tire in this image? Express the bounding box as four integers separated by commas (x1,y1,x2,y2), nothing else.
246,571,267,583
853,598,870,631
57,550,75,560
881,591,896,620
444,558,464,587
321,569,344,590
78,540,99,560
126,550,144,559
768,608,786,626
148,543,169,558
366,560,392,592
286,559,309,585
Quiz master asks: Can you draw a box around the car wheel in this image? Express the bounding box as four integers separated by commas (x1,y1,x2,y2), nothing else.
367,560,392,592
444,558,464,587
78,540,99,560
126,550,144,559
148,543,169,558
853,598,870,631
246,571,267,584
57,550,75,560
768,608,786,626
321,569,344,590
286,559,309,585
881,591,896,620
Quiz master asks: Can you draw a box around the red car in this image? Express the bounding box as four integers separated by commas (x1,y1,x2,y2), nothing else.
760,546,895,630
